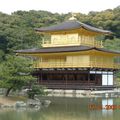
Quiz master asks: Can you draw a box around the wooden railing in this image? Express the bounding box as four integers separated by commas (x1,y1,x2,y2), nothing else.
89,62,120,69
42,39,103,48
80,39,103,48
33,61,120,69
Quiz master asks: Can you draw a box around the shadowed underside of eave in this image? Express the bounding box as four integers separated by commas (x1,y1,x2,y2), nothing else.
15,46,120,56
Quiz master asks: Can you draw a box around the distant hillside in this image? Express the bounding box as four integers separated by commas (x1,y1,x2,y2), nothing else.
0,6,120,59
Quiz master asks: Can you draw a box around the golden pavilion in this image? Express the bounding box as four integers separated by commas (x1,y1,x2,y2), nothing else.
16,16,120,90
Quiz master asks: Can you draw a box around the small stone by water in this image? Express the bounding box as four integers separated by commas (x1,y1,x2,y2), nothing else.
0,96,51,110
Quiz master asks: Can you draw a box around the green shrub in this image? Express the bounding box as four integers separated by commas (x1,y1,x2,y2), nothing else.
27,85,47,99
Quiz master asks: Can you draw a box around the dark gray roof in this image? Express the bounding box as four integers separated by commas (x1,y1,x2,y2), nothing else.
16,46,120,55
35,20,112,34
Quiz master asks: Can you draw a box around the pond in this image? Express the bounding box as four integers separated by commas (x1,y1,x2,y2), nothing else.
0,97,120,120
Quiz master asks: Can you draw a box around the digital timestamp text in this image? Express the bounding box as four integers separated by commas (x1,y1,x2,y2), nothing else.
88,104,120,110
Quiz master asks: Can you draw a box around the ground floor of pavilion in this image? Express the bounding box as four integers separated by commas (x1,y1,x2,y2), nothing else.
33,68,117,90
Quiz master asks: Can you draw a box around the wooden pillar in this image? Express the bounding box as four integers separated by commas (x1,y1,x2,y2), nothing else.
74,73,76,81
65,73,68,89
37,69,40,84
47,73,50,84
88,71,90,87
40,71,42,84
37,75,39,84
95,71,96,85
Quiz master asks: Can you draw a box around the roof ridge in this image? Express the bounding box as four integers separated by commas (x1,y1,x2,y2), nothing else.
35,20,112,34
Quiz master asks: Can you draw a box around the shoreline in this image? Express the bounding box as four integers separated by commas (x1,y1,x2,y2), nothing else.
0,88,120,105
0,96,27,105
45,88,120,98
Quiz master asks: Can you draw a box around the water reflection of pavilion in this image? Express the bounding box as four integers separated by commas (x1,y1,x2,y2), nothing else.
0,97,119,120
39,97,115,120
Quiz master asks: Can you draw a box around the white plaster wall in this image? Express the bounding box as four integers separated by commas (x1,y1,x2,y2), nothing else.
102,74,108,85
102,72,113,86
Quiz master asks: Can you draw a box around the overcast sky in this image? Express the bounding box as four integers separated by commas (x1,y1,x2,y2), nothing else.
0,0,120,14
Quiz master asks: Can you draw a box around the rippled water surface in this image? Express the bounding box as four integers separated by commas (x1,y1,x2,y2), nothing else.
0,97,120,120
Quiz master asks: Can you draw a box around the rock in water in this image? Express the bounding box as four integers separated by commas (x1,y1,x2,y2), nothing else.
27,99,41,107
15,101,26,107
42,100,51,107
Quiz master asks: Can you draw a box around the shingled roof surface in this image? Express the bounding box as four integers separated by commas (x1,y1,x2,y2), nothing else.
35,20,112,34
16,46,120,55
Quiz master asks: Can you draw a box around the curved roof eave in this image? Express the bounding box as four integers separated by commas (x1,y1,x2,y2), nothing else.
34,20,112,34
15,46,120,55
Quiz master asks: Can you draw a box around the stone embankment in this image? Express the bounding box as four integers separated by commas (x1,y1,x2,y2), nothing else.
0,97,51,110
46,88,120,97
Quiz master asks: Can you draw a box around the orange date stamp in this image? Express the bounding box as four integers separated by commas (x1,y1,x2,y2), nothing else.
88,104,120,110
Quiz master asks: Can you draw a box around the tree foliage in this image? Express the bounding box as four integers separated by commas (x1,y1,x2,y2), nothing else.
27,85,47,99
0,55,36,96
0,7,120,57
